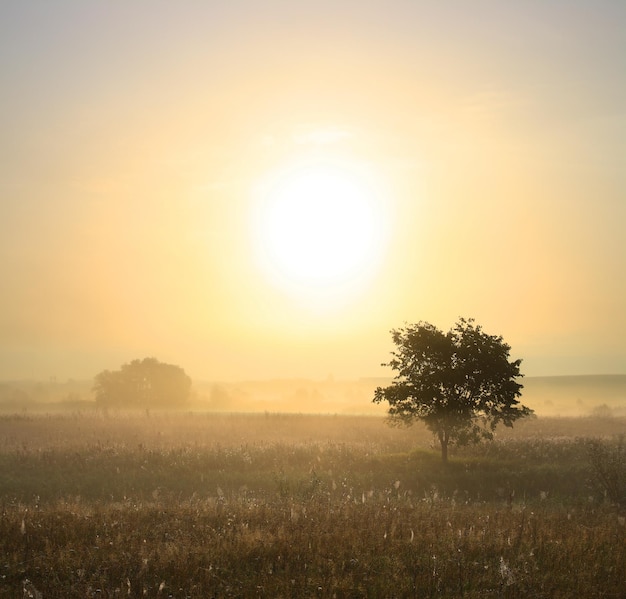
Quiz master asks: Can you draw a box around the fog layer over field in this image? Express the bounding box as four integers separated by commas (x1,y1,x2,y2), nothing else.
1,374,624,418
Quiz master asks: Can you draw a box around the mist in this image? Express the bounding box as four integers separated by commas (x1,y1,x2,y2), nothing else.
2,373,624,419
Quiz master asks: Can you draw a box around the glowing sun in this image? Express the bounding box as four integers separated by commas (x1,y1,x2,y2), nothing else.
251,159,388,302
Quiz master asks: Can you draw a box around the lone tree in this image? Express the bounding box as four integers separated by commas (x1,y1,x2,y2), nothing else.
373,318,533,462
93,357,191,409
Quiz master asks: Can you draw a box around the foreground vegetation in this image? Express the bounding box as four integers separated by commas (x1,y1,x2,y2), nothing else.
0,412,624,597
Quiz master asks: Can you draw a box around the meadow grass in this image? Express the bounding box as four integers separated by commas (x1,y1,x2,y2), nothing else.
0,412,624,597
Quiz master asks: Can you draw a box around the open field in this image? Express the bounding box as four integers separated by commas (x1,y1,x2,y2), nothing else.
0,412,625,597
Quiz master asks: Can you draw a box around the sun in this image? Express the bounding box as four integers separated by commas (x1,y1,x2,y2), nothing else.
251,158,388,304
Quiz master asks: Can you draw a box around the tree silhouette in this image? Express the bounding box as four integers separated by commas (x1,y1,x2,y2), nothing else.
93,357,191,409
373,318,533,462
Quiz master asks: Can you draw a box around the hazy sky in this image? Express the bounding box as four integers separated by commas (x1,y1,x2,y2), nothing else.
1,1,624,382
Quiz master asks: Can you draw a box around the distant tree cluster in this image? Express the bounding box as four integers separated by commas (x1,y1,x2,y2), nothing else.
374,318,533,462
93,357,191,409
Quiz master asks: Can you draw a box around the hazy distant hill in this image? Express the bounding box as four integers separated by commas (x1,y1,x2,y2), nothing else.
521,374,626,417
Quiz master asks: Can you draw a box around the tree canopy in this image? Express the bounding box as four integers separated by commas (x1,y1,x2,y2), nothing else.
93,357,191,409
373,318,533,462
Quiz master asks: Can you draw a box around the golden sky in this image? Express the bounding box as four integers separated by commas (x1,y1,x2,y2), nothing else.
1,1,624,381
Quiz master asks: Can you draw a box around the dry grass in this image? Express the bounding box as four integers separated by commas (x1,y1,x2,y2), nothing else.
3,493,624,598
0,412,624,597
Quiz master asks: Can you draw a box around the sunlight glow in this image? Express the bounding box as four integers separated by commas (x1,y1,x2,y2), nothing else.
251,158,389,306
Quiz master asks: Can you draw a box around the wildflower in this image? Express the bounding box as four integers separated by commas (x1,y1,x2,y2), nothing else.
22,580,42,599
499,557,515,586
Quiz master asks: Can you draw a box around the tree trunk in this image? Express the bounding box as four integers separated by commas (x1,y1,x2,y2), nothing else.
438,432,449,464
